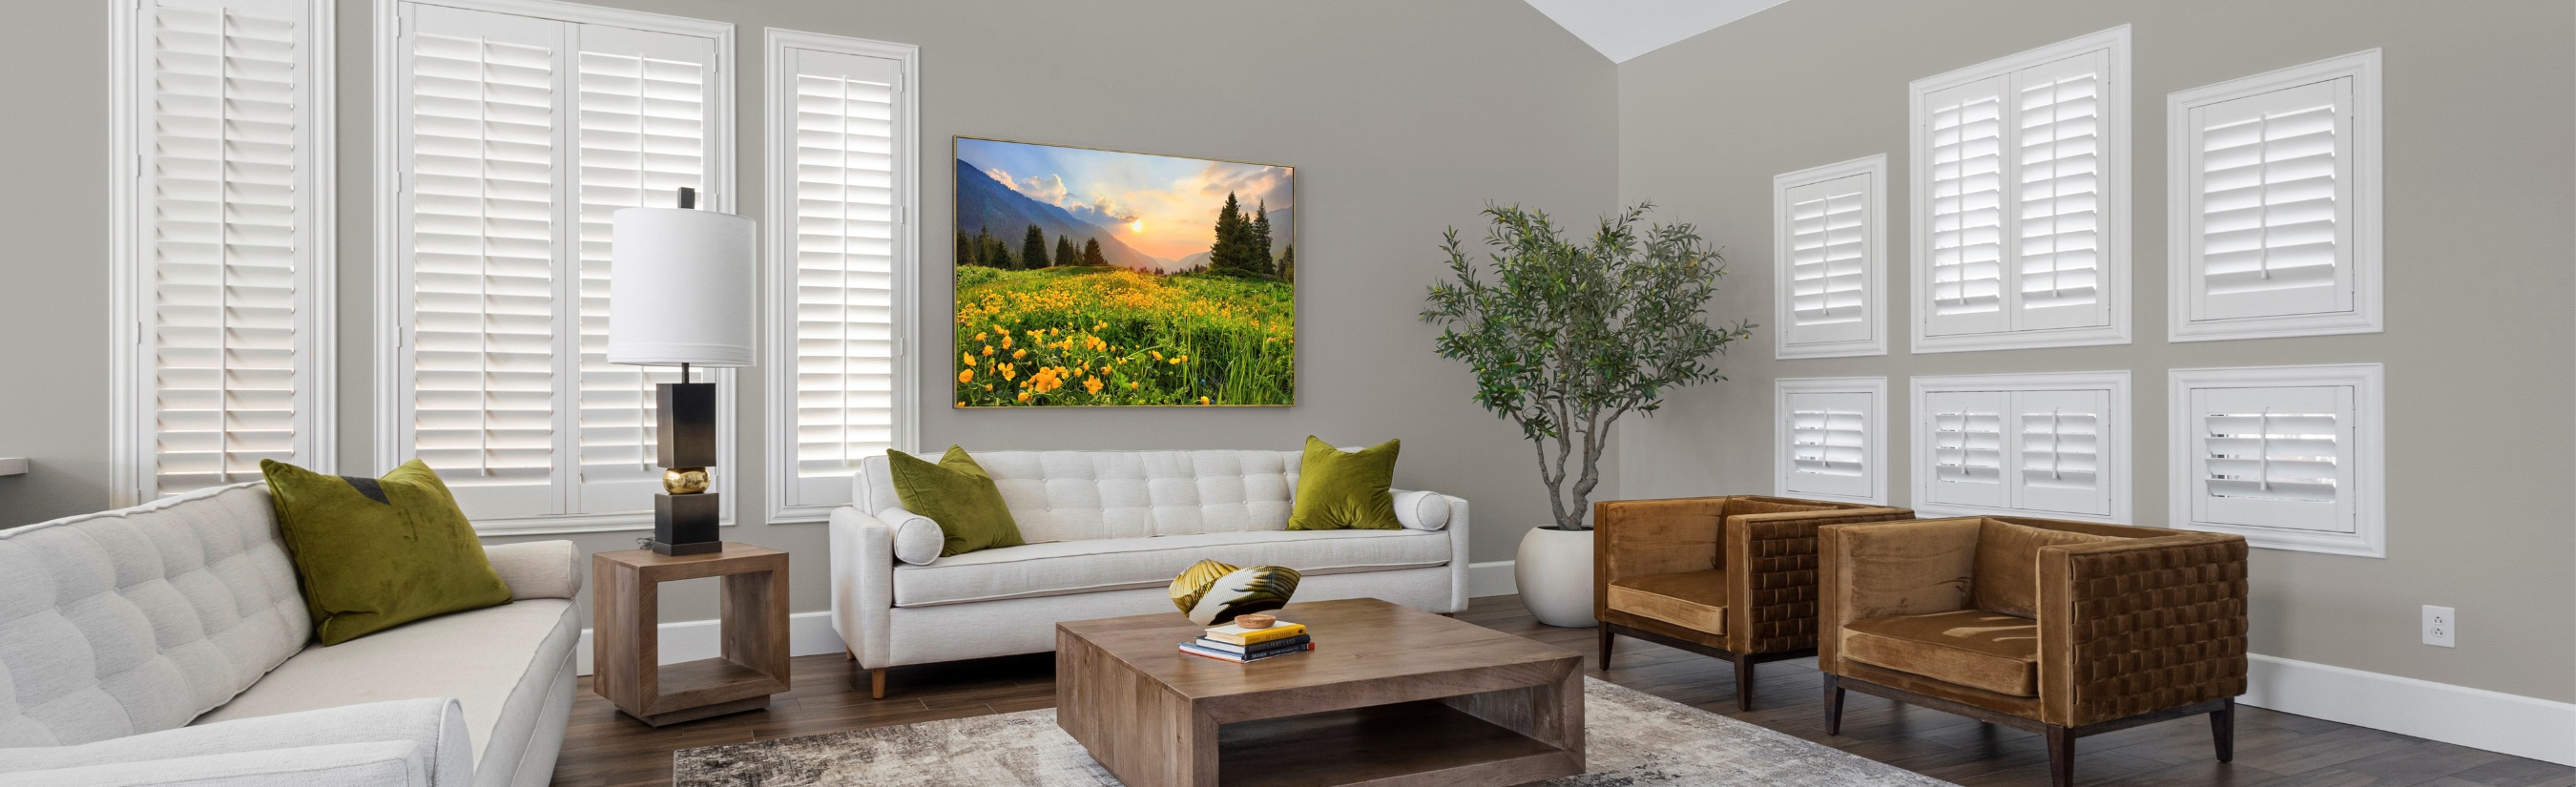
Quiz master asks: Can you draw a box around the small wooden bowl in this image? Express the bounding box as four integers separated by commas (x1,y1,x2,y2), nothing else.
1235,613,1277,630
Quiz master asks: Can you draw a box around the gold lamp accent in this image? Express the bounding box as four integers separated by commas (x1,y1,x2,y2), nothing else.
662,467,711,495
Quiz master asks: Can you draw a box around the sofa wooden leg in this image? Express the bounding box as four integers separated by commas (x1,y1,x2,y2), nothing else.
844,648,855,661
1822,674,1845,735
2211,697,2235,762
1733,653,1755,712
869,668,887,700
2045,725,2075,787
1597,628,1614,667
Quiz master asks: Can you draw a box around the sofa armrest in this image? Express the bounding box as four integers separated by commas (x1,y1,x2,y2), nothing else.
483,540,581,600
2037,533,2249,727
1816,518,1980,673
0,698,471,787
829,507,899,667
1389,489,1452,531
874,506,946,565
1722,507,1915,653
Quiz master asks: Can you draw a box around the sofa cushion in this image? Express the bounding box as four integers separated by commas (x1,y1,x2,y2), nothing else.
1971,519,2126,618
192,598,578,784
1606,570,1729,633
885,446,1026,557
259,459,515,645
856,449,1308,542
892,529,1451,608
1287,437,1402,531
1841,610,2040,697
0,483,310,747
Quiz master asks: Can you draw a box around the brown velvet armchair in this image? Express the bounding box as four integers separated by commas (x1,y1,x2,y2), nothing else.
1817,516,2250,787
1591,495,1914,710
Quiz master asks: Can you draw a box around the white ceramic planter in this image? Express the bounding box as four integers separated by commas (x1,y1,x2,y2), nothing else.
1514,526,1597,628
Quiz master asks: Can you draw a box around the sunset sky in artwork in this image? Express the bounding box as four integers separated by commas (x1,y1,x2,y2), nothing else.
958,138,1294,262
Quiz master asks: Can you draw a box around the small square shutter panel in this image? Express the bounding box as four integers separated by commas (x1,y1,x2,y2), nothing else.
405,6,562,517
2192,79,2351,321
2010,51,2109,331
143,0,315,496
1924,390,2007,509
1785,390,1871,499
2194,384,2352,532
1924,75,2009,336
2010,388,2109,516
572,25,713,514
788,49,904,507
1784,175,1871,346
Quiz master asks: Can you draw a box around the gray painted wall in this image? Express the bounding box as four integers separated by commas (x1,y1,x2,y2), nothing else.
0,0,1619,623
1614,0,2574,701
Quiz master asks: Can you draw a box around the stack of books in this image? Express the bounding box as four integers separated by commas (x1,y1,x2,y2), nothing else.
1178,620,1313,664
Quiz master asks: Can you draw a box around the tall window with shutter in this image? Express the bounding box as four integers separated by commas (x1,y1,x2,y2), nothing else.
2170,364,2383,557
1910,27,2129,353
114,0,334,506
378,0,732,529
764,31,920,521
2169,51,2382,342
1774,155,1886,359
1775,378,1885,504
1912,372,2129,523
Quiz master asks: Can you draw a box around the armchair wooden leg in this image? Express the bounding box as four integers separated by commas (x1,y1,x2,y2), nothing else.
869,667,887,700
1822,674,1845,735
1597,628,1614,667
2211,697,2235,762
2045,725,2075,787
1732,652,1756,712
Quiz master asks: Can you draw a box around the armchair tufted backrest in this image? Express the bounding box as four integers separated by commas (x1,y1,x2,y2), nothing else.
0,483,310,747
854,449,1306,543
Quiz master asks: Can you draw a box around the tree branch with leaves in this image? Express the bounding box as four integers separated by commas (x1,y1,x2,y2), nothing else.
1421,202,1755,530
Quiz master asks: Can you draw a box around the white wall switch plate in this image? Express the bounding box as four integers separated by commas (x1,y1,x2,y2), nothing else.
2422,605,2456,648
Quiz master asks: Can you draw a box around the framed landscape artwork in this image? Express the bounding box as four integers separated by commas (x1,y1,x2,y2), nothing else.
952,136,1295,407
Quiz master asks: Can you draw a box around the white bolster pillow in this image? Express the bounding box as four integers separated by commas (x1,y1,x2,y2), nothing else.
1390,489,1452,531
878,507,945,566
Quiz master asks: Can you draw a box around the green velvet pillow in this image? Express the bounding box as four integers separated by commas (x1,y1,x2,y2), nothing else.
887,446,1027,557
259,459,514,646
1288,436,1402,530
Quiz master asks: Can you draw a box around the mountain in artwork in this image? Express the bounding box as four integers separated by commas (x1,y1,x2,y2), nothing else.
953,159,1157,271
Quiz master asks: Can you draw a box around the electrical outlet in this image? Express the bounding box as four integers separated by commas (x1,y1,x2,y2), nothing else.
2422,606,2456,648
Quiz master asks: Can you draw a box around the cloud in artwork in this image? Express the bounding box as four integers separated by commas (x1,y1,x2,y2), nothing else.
987,166,1139,226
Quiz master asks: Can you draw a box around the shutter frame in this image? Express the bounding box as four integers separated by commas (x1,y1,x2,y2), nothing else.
2168,364,2384,557
1773,155,1887,359
1774,377,1887,505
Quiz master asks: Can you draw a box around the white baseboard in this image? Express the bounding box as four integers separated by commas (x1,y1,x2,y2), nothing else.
575,611,846,676
2243,653,2575,766
1468,559,1518,598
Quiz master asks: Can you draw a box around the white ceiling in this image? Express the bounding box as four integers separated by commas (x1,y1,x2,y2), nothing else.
1521,0,1795,63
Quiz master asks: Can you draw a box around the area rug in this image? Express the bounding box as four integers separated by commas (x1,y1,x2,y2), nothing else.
673,678,1953,786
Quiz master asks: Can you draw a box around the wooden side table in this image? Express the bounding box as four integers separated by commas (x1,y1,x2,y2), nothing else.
592,543,790,726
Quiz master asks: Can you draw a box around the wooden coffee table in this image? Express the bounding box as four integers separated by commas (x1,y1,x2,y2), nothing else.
1055,597,1584,787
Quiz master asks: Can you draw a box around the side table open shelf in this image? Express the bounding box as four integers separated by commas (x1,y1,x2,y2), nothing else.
592,543,790,727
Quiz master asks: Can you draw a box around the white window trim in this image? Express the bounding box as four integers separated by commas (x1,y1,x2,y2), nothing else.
1774,155,1888,360
1775,376,1888,505
370,0,737,535
2167,51,2384,343
2168,363,2385,557
110,0,338,507
1909,26,2132,355
1909,370,2132,524
761,29,921,524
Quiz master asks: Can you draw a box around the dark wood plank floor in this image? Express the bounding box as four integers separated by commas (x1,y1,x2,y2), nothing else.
552,595,2574,787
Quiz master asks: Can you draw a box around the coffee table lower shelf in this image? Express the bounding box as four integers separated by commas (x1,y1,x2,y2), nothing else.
1216,700,1580,787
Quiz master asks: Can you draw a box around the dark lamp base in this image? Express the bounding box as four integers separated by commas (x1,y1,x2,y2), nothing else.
649,539,722,556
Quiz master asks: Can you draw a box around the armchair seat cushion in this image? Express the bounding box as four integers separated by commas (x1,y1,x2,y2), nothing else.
1842,610,2040,697
1605,570,1729,633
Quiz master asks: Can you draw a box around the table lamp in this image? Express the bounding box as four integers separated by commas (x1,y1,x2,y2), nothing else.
610,187,754,555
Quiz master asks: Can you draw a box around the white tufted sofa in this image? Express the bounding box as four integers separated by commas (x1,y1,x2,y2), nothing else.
829,448,1467,696
0,483,582,787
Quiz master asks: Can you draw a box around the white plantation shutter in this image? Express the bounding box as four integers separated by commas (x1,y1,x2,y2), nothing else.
2011,389,2109,515
1776,379,1883,504
1925,391,2008,509
387,2,730,526
573,26,713,514
1780,174,1873,347
1916,374,2129,522
128,0,326,500
781,47,905,510
2192,384,2353,534
1924,76,2008,335
2011,52,2107,330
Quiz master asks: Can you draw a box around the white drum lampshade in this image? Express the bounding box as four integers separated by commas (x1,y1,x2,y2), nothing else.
608,206,756,367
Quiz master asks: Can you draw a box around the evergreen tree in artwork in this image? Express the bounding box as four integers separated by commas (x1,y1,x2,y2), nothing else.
1024,225,1049,269
1278,243,1295,282
1209,192,1249,273
1082,237,1106,267
1249,200,1276,277
957,229,975,267
1055,235,1078,267
975,225,1014,269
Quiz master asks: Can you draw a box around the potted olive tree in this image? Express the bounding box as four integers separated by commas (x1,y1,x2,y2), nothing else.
1422,203,1752,627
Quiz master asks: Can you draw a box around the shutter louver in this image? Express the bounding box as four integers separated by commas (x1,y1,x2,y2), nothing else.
1926,77,2007,328
2195,80,2348,319
1932,408,2004,486
2204,410,2338,503
790,52,901,494
144,2,311,496
2010,388,2110,515
1791,405,1865,478
573,29,709,509
1788,183,1867,332
2012,54,2105,325
405,16,560,503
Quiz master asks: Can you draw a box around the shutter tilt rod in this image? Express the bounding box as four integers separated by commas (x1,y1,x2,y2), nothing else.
2047,407,2063,480
2255,407,2272,492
